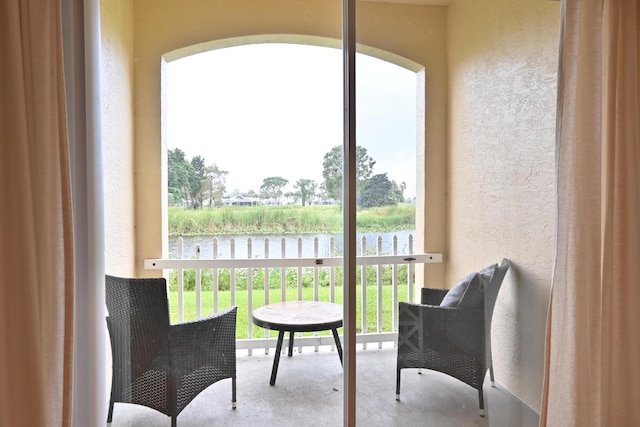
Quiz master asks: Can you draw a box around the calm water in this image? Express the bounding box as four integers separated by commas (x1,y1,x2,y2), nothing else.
169,230,416,260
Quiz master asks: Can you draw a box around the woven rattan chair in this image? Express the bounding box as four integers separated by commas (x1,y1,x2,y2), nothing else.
105,275,237,426
395,258,510,416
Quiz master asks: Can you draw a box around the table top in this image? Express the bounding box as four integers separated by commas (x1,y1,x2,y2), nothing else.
252,300,343,332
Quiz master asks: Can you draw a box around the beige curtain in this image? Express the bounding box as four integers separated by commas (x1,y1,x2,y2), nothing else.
0,0,74,426
541,0,640,425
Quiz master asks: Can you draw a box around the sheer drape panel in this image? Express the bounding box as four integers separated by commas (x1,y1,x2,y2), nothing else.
0,1,74,426
541,1,640,425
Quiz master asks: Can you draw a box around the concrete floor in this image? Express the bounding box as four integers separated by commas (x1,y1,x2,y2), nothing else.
108,344,539,426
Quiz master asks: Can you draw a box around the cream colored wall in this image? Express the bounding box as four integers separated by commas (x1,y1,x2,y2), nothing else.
132,0,449,285
101,0,136,276
447,0,559,411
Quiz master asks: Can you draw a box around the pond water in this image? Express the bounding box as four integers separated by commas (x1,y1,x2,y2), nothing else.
169,230,416,260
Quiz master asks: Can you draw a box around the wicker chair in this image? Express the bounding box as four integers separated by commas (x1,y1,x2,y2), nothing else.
395,258,510,416
105,275,237,426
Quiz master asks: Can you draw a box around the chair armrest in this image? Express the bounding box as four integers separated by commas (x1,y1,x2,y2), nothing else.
169,306,237,378
421,287,449,305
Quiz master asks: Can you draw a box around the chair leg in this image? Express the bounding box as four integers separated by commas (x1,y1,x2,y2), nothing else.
171,415,177,427
478,388,485,417
395,368,401,401
490,365,496,387
232,377,237,409
107,399,114,424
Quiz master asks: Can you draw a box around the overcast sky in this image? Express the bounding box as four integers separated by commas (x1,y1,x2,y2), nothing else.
166,43,417,197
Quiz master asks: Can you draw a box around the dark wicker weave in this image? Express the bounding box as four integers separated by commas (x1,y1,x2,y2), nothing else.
105,275,237,426
395,258,510,416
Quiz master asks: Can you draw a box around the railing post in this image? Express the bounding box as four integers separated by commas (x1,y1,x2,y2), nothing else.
178,236,184,322
330,236,336,353
392,235,399,347
330,237,336,303
280,237,286,357
314,237,319,352
264,238,270,354
377,236,383,349
361,236,367,350
230,238,236,307
297,237,303,301
313,237,320,302
408,234,414,303
297,237,303,354
280,237,286,303
213,238,219,313
247,238,253,356
195,245,201,319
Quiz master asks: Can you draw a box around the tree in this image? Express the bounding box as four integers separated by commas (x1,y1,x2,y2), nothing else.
187,155,207,209
322,146,343,202
322,145,376,203
244,189,258,198
398,181,407,202
167,149,214,209
260,176,289,202
168,148,192,206
203,164,228,207
293,179,317,206
358,173,397,208
317,183,329,201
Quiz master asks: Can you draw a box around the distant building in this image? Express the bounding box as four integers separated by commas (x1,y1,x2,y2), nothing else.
311,199,338,206
223,196,258,206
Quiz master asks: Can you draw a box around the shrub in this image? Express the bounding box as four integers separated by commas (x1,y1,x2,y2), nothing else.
168,264,408,291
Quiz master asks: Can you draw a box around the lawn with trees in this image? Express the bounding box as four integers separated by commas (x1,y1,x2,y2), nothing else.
168,144,408,209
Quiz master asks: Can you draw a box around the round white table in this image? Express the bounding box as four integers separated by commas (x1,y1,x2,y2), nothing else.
252,300,343,385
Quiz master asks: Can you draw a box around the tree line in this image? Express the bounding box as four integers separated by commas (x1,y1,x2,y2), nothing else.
168,145,407,209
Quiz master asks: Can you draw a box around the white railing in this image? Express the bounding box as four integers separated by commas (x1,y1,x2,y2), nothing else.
145,234,442,354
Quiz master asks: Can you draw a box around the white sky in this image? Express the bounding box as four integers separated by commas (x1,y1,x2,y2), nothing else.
166,43,417,197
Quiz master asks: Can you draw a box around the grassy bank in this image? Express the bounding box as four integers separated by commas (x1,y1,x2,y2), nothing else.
168,203,415,236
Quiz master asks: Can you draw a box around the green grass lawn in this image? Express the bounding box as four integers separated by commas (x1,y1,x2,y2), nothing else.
169,284,410,339
168,204,416,236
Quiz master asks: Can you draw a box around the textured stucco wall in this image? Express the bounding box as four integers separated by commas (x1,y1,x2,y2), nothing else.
447,0,560,412
132,0,449,284
101,0,136,276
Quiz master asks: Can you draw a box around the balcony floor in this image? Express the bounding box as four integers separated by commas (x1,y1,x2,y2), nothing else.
108,344,539,426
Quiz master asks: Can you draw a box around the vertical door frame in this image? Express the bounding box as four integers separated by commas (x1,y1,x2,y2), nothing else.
342,0,357,425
